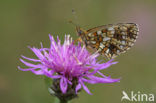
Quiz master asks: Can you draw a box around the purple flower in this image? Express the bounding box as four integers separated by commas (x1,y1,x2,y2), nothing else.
18,34,120,95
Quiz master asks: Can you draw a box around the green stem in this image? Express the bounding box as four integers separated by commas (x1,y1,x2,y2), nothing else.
60,100,68,103
54,97,59,103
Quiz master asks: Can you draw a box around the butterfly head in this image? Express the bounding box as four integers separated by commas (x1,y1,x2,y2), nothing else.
76,26,87,37
68,20,87,36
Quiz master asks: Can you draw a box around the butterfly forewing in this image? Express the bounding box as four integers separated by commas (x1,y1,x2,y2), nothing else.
83,23,139,59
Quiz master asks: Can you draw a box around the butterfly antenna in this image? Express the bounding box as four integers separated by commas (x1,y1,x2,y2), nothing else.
72,9,78,24
68,9,80,28
68,20,78,27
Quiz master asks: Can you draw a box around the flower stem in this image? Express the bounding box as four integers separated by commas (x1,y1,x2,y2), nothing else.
60,100,68,103
54,98,59,103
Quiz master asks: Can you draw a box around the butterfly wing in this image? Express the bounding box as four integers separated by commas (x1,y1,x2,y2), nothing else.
84,23,139,59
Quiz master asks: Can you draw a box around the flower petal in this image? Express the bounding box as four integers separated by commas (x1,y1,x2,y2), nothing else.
19,59,43,68
75,83,81,94
87,75,120,83
97,71,107,78
31,69,44,75
21,55,40,62
30,47,45,60
80,79,92,95
94,59,118,71
81,78,97,84
60,77,68,94
18,66,37,71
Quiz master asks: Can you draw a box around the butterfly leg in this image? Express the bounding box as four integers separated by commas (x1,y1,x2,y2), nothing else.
74,37,84,44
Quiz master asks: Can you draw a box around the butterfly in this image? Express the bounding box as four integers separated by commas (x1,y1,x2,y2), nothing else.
75,23,139,59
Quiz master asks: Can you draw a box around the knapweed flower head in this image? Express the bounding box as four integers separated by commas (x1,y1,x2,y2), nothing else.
18,34,120,96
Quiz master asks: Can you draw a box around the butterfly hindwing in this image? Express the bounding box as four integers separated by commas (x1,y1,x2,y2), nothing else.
82,23,139,59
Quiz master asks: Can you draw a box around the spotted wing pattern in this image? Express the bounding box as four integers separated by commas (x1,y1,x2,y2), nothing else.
83,23,139,59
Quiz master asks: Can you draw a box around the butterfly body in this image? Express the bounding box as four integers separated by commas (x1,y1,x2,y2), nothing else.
76,23,139,59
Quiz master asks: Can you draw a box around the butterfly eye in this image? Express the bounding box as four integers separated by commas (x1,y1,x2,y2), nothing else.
78,30,84,36
78,30,83,34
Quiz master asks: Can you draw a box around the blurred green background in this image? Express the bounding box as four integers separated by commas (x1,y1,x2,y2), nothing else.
1,0,156,103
